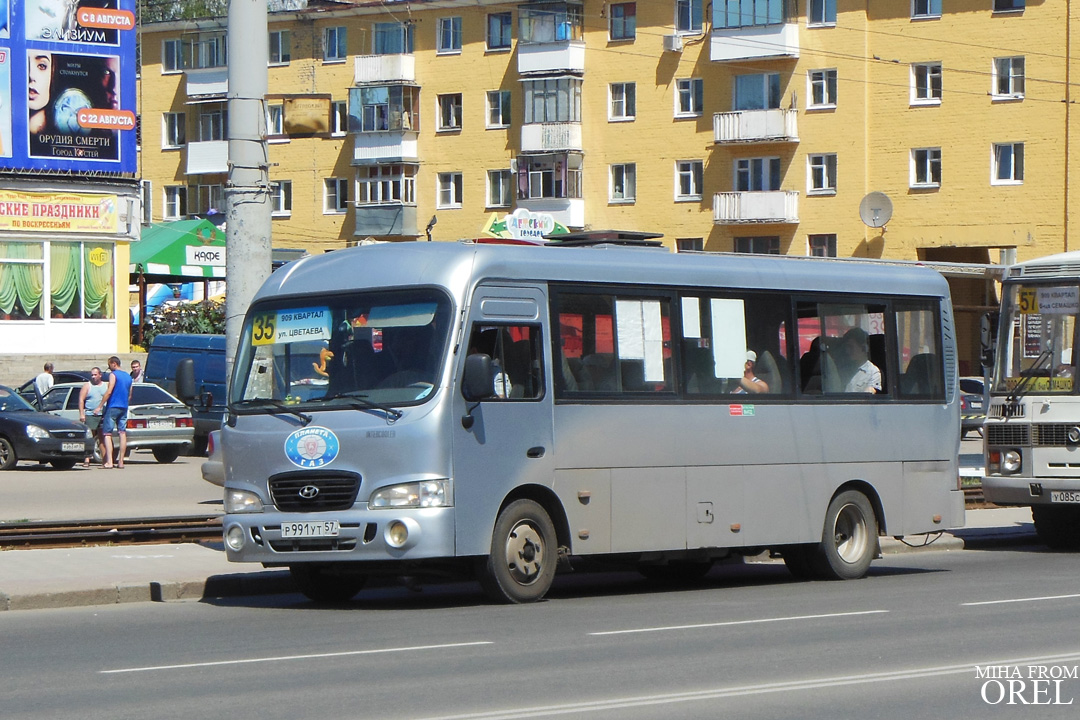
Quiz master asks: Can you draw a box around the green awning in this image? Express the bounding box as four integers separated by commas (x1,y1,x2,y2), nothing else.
129,219,227,279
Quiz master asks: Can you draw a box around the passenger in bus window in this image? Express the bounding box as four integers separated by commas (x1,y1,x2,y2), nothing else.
841,328,881,393
732,350,769,394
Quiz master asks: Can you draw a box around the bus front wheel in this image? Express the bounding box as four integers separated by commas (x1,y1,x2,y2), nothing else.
479,499,557,604
810,490,878,580
290,564,366,603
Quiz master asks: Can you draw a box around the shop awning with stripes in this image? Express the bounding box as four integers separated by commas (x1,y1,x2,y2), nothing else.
129,219,226,280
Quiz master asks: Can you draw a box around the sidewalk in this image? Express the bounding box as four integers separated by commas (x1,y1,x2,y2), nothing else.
0,507,1037,612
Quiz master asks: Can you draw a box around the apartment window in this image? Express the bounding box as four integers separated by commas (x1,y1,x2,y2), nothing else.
357,165,417,205
993,57,1025,98
610,83,636,121
487,169,513,207
438,17,462,54
808,154,837,195
676,78,704,116
520,4,584,43
716,0,787,28
610,163,637,203
350,85,418,132
735,236,781,254
808,0,836,26
199,109,225,142
162,38,182,72
676,160,704,200
677,0,703,33
734,73,780,110
487,90,512,128
269,30,291,65
331,101,348,135
676,238,703,252
993,0,1024,11
374,22,414,54
912,148,942,187
809,234,837,257
992,143,1024,184
324,178,349,213
267,104,285,138
610,3,636,40
438,94,463,131
164,186,187,219
523,77,582,123
912,0,941,18
736,157,782,191
808,69,837,108
438,172,464,208
270,181,292,216
488,12,513,50
912,62,942,104
324,26,347,62
192,34,227,68
190,184,224,215
162,112,185,148
517,153,583,199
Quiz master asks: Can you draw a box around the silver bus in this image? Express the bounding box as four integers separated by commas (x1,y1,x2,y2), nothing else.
984,251,1080,548
216,240,964,603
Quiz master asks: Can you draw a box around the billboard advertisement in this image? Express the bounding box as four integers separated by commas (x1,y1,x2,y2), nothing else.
0,0,137,174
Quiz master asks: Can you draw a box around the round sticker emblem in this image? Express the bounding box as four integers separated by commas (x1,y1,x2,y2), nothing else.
284,426,340,469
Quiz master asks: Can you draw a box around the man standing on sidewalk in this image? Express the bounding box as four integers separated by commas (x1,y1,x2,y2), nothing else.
96,356,133,469
33,362,54,404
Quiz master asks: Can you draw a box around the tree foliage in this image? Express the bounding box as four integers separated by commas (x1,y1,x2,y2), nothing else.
142,300,226,347
140,0,228,24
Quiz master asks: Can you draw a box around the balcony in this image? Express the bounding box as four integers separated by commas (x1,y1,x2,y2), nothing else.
710,23,798,62
355,204,417,237
714,108,798,144
352,131,419,165
185,140,228,175
518,41,586,75
354,54,415,85
516,197,584,229
185,67,228,99
521,122,582,153
714,191,799,224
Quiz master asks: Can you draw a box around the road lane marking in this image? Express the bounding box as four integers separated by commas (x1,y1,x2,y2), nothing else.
962,593,1080,607
589,609,889,636
100,641,493,674
412,651,1080,720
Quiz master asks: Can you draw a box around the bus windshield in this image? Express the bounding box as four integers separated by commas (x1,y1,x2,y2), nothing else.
994,283,1078,395
230,288,452,410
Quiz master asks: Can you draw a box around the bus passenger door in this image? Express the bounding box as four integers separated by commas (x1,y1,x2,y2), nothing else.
452,286,555,558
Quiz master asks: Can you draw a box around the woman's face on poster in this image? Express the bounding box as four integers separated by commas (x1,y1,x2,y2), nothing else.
28,53,52,111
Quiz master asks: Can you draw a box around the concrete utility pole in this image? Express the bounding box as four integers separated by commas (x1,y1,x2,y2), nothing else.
224,0,272,379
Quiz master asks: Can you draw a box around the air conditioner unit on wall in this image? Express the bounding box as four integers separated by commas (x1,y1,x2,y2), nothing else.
663,34,684,53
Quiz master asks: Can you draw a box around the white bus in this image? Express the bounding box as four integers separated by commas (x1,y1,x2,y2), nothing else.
208,240,964,603
984,251,1080,548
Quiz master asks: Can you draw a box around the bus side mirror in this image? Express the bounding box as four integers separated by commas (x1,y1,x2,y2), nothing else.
462,353,496,402
981,312,998,369
176,358,197,404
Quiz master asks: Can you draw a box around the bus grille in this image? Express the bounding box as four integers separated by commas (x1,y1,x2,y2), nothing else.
987,424,1030,446
989,402,1025,419
1033,424,1075,447
269,472,361,512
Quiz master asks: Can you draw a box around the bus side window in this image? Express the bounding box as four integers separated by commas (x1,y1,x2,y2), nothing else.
897,304,944,400
466,324,543,400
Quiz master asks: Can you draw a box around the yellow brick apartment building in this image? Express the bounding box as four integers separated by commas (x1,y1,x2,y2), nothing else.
137,0,1073,370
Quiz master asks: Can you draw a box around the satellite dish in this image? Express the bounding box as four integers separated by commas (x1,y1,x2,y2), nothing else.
859,192,893,228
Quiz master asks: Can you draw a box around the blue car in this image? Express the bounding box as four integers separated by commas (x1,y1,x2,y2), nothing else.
0,385,92,470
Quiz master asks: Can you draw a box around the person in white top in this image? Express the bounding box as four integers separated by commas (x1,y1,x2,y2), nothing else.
33,362,54,402
733,350,769,394
841,328,881,394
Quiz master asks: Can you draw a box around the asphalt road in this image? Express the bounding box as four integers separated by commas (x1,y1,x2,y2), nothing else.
2,542,1077,720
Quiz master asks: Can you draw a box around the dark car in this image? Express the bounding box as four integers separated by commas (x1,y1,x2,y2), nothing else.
960,377,986,438
0,385,92,470
17,371,97,406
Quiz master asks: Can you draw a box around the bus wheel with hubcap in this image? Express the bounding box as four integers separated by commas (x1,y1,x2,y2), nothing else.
1032,505,1080,550
290,564,366,603
810,490,877,580
479,499,557,604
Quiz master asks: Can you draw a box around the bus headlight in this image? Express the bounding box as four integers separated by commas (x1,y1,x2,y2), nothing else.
225,489,264,513
1001,450,1022,474
370,479,451,509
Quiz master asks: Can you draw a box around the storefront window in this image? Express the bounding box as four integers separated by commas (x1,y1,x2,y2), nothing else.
0,242,45,320
84,242,115,319
0,241,113,321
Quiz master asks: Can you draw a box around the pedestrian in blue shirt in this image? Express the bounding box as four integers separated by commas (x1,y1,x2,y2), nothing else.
96,356,133,469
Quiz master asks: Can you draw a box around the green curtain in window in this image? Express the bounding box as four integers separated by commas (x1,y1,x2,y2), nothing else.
0,242,45,318
83,242,114,319
50,242,81,317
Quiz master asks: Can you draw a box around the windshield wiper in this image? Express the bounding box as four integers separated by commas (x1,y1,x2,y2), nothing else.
322,391,403,422
232,398,312,425
1005,347,1054,405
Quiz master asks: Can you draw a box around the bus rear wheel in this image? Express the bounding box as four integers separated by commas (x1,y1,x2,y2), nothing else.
290,564,366,603
1032,505,1080,550
809,490,878,580
478,499,557,604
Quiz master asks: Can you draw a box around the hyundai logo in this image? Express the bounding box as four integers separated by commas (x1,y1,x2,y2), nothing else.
298,485,320,499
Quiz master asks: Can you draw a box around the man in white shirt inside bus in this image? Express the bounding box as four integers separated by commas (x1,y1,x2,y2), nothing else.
842,328,881,394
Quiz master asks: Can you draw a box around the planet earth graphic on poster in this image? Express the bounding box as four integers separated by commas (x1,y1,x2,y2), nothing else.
53,88,93,135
